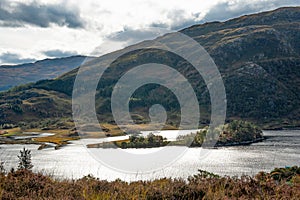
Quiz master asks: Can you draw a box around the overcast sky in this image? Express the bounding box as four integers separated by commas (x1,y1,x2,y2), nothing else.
0,0,299,65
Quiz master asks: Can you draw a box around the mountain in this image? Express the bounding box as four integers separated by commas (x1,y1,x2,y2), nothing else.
0,56,88,91
0,7,299,129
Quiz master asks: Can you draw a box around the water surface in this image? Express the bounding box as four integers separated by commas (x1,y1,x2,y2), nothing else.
0,130,299,182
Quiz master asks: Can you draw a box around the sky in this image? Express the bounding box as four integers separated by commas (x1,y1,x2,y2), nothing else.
0,0,299,65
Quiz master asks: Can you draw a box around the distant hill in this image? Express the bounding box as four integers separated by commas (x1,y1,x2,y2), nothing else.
0,56,88,91
0,7,299,129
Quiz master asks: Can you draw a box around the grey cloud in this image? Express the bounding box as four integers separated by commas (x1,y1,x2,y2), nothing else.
107,26,169,44
108,27,162,41
93,27,171,56
167,9,200,30
202,0,300,22
170,18,199,30
151,9,212,31
98,2,300,56
149,10,201,31
43,49,78,58
151,1,300,31
0,52,36,65
150,22,169,29
0,0,84,28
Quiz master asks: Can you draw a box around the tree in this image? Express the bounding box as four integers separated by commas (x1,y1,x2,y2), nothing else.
17,147,33,170
147,133,155,144
0,161,5,174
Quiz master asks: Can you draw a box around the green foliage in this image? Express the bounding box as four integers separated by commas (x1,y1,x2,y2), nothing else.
17,118,74,130
116,133,169,148
7,82,34,93
219,120,263,144
0,161,5,174
271,166,300,182
173,120,263,147
173,130,208,146
0,123,16,129
11,104,23,114
17,148,33,170
190,169,220,180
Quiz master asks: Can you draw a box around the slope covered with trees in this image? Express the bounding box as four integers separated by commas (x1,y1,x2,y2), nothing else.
0,7,299,129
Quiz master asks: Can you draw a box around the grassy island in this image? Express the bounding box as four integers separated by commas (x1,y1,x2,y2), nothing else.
173,120,264,147
107,120,264,149
114,134,169,149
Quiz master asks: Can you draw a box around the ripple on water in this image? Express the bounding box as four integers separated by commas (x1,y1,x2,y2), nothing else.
0,130,299,181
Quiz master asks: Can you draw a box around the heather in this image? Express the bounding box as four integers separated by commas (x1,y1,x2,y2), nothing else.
0,167,299,199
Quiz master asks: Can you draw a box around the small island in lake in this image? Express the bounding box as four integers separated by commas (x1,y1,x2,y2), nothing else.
88,120,264,149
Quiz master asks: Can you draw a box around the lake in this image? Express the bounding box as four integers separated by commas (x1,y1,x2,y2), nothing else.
0,130,299,182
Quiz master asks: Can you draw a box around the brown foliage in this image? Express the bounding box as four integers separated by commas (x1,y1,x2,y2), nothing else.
0,168,299,199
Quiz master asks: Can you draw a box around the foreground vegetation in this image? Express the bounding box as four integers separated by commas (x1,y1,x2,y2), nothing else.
0,166,299,199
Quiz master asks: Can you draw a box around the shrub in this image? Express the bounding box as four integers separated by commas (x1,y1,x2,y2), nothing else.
17,148,33,170
0,167,299,199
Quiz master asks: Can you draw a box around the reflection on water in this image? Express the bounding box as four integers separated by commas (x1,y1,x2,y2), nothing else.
0,130,299,181
11,132,55,140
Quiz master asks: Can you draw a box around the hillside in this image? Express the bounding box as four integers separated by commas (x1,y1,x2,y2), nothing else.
0,56,88,91
0,7,299,129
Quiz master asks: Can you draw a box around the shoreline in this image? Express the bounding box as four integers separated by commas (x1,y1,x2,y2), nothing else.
87,136,266,149
214,137,265,147
3,126,300,150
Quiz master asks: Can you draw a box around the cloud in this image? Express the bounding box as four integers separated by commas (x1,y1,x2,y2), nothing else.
149,0,300,31
148,0,300,31
202,0,300,22
92,40,127,56
90,0,300,56
0,0,84,28
92,26,172,56
166,9,201,30
107,26,169,44
0,0,299,63
148,10,202,31
42,49,78,58
0,52,36,65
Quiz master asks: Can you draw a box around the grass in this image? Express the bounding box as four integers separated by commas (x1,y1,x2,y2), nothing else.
0,167,299,199
1,127,22,136
25,128,71,135
0,127,79,149
100,123,125,136
33,136,78,145
78,123,179,139
113,139,130,146
25,128,79,146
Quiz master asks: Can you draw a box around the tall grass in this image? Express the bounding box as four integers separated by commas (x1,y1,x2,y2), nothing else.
0,167,299,199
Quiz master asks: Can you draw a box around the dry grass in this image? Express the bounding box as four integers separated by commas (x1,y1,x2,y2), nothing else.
25,128,70,135
80,123,178,138
118,123,178,131
33,136,78,145
0,127,22,136
0,167,299,199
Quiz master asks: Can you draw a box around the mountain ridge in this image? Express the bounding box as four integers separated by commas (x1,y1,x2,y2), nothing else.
0,7,299,129
0,55,89,91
